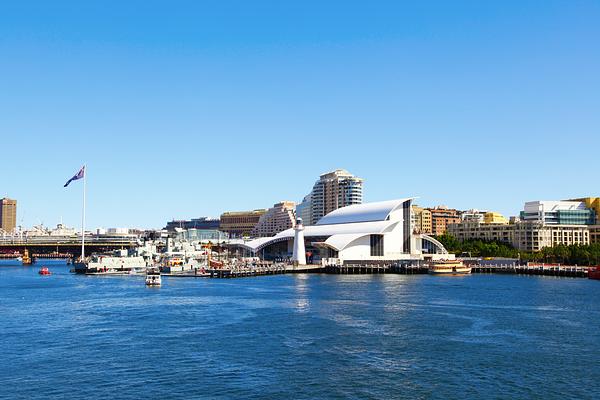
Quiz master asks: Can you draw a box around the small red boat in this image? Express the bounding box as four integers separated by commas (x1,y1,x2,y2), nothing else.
38,266,51,276
588,267,600,280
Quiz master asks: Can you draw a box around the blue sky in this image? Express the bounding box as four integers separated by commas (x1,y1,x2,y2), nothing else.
1,1,599,229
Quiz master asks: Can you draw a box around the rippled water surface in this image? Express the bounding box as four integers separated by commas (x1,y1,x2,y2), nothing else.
1,260,599,399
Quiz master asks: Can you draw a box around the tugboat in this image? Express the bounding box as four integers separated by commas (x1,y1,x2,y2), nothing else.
589,266,600,280
428,259,472,275
38,266,51,275
145,266,161,286
22,249,33,265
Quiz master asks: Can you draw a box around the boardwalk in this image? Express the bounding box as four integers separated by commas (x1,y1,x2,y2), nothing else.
471,264,589,278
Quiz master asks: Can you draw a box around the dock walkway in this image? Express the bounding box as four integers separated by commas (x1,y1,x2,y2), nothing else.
471,264,589,278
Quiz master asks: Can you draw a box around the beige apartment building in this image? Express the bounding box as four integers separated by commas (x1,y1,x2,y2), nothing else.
448,221,514,244
252,201,297,237
513,222,589,251
589,226,600,244
448,220,590,252
308,169,363,225
412,205,432,234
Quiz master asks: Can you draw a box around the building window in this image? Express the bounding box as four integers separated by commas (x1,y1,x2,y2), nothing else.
370,235,384,257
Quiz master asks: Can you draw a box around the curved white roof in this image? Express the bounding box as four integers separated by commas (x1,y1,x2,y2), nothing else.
244,220,397,251
241,198,414,252
316,198,413,225
323,234,367,251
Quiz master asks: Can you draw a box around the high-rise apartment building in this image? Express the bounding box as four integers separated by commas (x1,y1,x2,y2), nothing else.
295,195,312,226
0,198,17,233
252,201,296,237
306,169,364,225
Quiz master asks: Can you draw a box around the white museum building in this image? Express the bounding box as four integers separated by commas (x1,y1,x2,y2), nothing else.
239,198,449,264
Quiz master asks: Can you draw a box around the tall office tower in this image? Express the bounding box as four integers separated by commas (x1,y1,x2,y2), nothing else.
0,198,17,232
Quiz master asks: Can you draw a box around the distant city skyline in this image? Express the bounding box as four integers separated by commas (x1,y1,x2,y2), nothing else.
1,1,599,228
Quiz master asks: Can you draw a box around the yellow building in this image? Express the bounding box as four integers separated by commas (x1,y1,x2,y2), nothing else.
483,212,509,224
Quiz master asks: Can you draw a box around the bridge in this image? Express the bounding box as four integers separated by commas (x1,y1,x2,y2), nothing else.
0,236,139,258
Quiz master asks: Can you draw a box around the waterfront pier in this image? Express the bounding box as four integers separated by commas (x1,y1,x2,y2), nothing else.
471,264,589,278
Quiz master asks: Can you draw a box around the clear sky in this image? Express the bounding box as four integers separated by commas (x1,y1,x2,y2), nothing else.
1,1,599,229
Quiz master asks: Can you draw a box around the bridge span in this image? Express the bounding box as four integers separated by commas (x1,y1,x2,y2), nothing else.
0,236,139,258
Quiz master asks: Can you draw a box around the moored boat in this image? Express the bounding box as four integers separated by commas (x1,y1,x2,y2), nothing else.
428,260,471,275
145,266,161,286
589,266,600,280
72,250,149,275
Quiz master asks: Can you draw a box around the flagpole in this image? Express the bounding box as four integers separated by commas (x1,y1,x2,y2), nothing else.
81,164,86,261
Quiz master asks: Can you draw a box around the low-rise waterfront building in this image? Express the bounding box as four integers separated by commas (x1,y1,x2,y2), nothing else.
589,225,600,244
449,201,592,252
238,198,450,263
251,201,296,237
513,222,589,251
174,228,229,243
448,221,514,244
220,209,267,237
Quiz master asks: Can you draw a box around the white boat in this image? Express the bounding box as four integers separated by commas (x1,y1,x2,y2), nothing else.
160,254,207,274
145,267,161,286
73,251,149,275
428,260,471,275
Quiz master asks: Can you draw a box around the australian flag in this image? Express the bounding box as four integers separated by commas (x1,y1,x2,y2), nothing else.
64,166,85,187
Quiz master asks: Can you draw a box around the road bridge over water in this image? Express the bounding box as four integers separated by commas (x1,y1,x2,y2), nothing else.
0,236,139,258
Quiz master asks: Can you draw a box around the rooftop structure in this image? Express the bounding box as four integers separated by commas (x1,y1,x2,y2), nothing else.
165,217,220,231
568,197,600,224
484,212,509,224
520,200,595,225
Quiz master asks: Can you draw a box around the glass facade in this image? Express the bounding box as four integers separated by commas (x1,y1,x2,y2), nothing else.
176,229,229,242
520,210,595,225
370,235,384,256
403,201,411,253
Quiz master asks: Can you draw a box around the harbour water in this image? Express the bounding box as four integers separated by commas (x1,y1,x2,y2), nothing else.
1,260,599,399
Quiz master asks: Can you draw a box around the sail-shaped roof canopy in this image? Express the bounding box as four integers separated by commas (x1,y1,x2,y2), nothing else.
316,198,414,225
